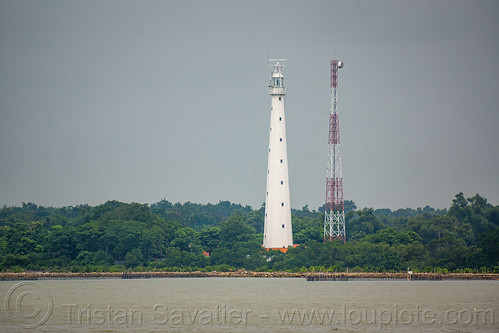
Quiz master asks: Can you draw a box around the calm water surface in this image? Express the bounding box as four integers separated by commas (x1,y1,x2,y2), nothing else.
0,278,497,332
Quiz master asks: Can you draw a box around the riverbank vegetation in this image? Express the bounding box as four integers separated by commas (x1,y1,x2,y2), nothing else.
1,193,497,274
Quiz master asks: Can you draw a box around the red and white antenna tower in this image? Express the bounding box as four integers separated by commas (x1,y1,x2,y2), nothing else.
324,59,346,242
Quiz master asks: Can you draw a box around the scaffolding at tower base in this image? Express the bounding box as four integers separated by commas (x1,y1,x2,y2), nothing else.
324,59,346,243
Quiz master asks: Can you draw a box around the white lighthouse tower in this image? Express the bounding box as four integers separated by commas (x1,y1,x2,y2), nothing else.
263,60,293,249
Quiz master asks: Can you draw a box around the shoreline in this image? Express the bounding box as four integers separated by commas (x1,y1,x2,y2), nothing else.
1,271,498,281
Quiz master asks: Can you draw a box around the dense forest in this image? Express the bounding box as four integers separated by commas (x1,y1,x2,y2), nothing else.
0,193,498,273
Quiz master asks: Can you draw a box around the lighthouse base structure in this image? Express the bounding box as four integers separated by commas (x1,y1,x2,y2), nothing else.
263,244,300,253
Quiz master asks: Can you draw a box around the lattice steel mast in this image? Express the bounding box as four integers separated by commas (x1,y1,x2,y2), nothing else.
324,59,345,242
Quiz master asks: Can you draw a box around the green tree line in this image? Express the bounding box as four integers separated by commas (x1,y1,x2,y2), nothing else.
0,193,497,273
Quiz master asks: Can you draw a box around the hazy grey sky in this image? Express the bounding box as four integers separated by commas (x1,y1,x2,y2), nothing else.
1,0,498,210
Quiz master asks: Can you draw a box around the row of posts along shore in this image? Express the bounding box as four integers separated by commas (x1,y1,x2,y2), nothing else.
0,271,497,281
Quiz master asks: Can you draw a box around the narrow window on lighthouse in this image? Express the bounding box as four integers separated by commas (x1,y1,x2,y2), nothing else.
280,138,282,142
279,96,282,101
281,203,284,206
281,181,283,185
282,224,285,228
280,159,283,163
279,117,282,121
